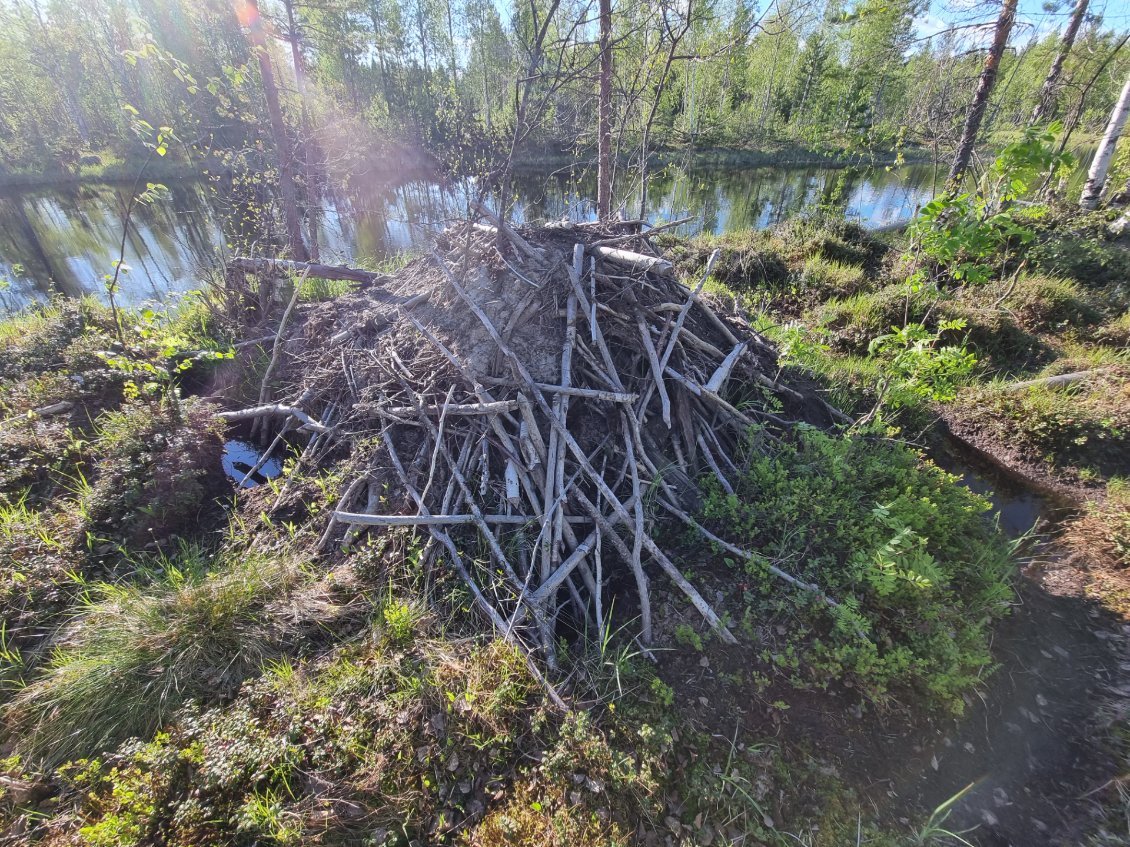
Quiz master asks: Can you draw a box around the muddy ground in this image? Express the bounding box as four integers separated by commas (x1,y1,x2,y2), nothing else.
651,437,1130,847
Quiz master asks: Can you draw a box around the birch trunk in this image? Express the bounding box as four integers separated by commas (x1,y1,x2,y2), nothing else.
1080,74,1130,210
947,0,1018,189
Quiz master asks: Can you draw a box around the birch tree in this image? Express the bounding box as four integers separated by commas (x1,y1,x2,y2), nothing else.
1080,72,1130,209
947,0,1018,188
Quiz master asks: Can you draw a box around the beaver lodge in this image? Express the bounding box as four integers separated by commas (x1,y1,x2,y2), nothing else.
220,211,851,706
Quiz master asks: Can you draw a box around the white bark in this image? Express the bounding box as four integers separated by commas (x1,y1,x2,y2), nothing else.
1081,74,1130,210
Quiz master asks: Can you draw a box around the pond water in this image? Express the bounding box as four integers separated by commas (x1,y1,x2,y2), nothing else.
0,160,941,313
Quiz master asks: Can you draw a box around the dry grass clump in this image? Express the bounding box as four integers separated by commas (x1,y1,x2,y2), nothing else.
6,544,308,766
1065,481,1130,573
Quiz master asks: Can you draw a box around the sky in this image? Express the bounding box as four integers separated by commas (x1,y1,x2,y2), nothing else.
914,0,1130,46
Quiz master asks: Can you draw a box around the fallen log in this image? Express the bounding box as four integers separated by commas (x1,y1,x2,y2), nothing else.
215,404,331,433
589,244,674,275
1001,368,1112,392
229,257,388,284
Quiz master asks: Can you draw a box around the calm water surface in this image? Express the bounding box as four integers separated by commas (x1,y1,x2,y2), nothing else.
0,161,941,312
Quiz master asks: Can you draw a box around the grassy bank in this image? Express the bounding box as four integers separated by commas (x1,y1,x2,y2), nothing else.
0,151,1126,845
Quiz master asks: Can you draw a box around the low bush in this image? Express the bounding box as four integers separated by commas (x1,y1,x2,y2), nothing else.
1065,480,1130,572
1001,273,1103,333
53,634,549,845
817,284,932,353
799,256,867,298
82,399,224,546
1028,232,1130,291
699,427,1014,713
6,546,304,766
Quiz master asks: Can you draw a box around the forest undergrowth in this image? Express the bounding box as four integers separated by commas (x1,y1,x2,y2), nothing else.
0,140,1128,844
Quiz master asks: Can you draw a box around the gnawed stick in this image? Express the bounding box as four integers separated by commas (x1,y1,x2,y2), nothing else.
251,267,309,441
591,216,694,246
342,480,380,549
381,399,521,417
522,384,636,403
589,244,674,275
656,249,719,377
216,404,332,434
621,423,653,644
472,202,544,264
437,256,735,643
551,286,579,575
666,367,794,430
238,424,290,488
384,433,569,711
706,342,747,394
637,315,672,427
333,512,593,527
656,497,849,615
317,474,369,552
696,433,735,496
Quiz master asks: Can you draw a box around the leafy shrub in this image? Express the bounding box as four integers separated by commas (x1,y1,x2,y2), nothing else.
6,546,303,766
699,427,1013,712
869,319,977,402
910,126,1072,285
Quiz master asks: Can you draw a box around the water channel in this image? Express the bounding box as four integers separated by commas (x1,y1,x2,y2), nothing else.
0,160,943,313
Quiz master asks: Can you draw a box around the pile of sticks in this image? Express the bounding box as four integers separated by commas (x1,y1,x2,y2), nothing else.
222,213,849,703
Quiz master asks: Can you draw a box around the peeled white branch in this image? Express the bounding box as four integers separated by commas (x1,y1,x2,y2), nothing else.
589,244,674,275
215,404,331,433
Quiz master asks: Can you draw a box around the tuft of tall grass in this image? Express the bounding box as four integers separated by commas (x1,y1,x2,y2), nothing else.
6,545,304,766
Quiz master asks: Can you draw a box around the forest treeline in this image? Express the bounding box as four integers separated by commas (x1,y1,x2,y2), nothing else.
1,0,1129,184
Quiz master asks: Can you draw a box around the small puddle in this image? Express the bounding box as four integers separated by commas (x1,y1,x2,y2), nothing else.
933,437,1071,541
221,439,283,488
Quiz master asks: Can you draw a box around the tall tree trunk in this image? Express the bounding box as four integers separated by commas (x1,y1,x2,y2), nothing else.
1029,0,1089,126
283,0,321,261
1080,73,1130,210
246,0,308,261
947,0,1018,189
597,0,613,219
369,4,394,110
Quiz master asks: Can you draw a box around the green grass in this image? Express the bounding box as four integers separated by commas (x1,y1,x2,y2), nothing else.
953,367,1130,479
7,544,305,766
